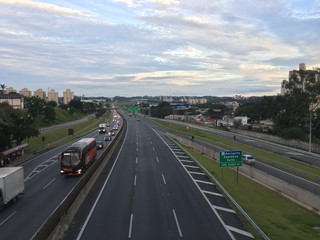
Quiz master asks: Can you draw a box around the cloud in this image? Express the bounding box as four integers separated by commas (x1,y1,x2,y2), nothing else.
0,0,319,97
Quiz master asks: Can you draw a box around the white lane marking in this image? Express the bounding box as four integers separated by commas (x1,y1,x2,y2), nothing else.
162,174,167,185
128,213,134,238
136,147,138,152
180,159,193,163
150,141,153,145
156,156,159,163
0,211,16,226
285,151,304,156
43,178,56,189
189,171,206,175
213,205,236,213
134,175,137,186
195,180,214,185
25,158,57,182
76,126,128,240
202,190,223,197
184,165,200,169
172,209,183,237
227,225,254,238
153,147,155,151
136,157,138,164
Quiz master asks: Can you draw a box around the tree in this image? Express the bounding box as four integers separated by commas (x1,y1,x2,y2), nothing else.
68,99,83,110
0,102,39,147
24,96,47,119
0,84,6,94
280,69,320,138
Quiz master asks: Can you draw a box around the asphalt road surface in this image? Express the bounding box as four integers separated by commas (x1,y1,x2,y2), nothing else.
62,114,253,240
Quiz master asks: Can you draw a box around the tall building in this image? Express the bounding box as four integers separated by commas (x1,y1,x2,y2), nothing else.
34,89,46,100
19,88,32,98
48,89,59,103
282,63,320,95
63,89,74,105
5,87,16,94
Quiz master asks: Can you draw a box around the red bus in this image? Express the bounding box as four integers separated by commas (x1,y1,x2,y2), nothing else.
60,138,97,176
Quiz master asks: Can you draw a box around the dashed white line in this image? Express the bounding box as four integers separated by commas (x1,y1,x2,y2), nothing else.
0,211,16,226
128,213,134,238
153,147,155,151
172,209,183,237
162,174,167,185
134,175,137,186
43,178,56,189
156,156,159,163
136,157,138,164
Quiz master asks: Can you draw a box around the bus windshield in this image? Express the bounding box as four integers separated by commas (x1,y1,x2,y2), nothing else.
61,152,81,167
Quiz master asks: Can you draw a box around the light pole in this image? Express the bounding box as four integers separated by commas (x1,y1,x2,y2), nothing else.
308,111,312,153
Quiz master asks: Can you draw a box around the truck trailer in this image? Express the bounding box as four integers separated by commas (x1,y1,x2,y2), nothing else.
0,167,25,206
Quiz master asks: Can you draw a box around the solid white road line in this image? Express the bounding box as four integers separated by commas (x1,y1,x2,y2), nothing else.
172,209,183,237
42,178,56,189
0,211,16,226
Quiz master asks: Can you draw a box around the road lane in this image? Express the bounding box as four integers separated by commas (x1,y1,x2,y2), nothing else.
65,115,240,240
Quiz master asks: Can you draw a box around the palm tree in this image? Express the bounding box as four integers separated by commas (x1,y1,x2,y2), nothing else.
0,84,6,94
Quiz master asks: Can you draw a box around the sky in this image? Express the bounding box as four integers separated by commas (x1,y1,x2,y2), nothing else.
0,0,319,98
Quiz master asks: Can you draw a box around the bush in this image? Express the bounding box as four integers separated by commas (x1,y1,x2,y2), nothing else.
279,127,307,140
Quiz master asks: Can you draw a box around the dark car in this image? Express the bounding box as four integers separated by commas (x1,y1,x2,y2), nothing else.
96,141,104,149
104,135,112,141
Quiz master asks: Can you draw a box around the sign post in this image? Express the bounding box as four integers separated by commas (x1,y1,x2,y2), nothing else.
219,150,242,183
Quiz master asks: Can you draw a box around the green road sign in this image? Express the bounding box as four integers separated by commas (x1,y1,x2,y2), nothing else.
220,150,242,167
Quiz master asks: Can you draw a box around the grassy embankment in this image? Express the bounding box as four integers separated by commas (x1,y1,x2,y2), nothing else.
154,119,320,240
24,109,110,154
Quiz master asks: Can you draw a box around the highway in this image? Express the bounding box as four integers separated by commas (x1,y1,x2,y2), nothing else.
0,117,119,240
161,119,320,168
157,119,320,195
62,114,253,240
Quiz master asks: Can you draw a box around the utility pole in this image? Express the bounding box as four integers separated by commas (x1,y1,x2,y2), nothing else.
309,111,312,153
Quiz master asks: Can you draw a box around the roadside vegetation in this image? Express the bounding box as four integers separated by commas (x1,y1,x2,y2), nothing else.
24,112,110,154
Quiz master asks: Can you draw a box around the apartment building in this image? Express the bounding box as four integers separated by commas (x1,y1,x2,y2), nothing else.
19,88,32,98
63,89,74,104
48,89,59,103
33,89,46,100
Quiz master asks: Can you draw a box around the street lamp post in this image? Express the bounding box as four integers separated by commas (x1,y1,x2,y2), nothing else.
309,111,312,153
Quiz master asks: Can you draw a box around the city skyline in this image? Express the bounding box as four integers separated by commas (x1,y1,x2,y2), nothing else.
0,1,319,97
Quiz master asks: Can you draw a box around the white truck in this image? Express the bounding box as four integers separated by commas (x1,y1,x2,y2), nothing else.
0,167,25,206
98,123,107,133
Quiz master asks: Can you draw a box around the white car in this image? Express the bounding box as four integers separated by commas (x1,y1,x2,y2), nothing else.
242,154,255,165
